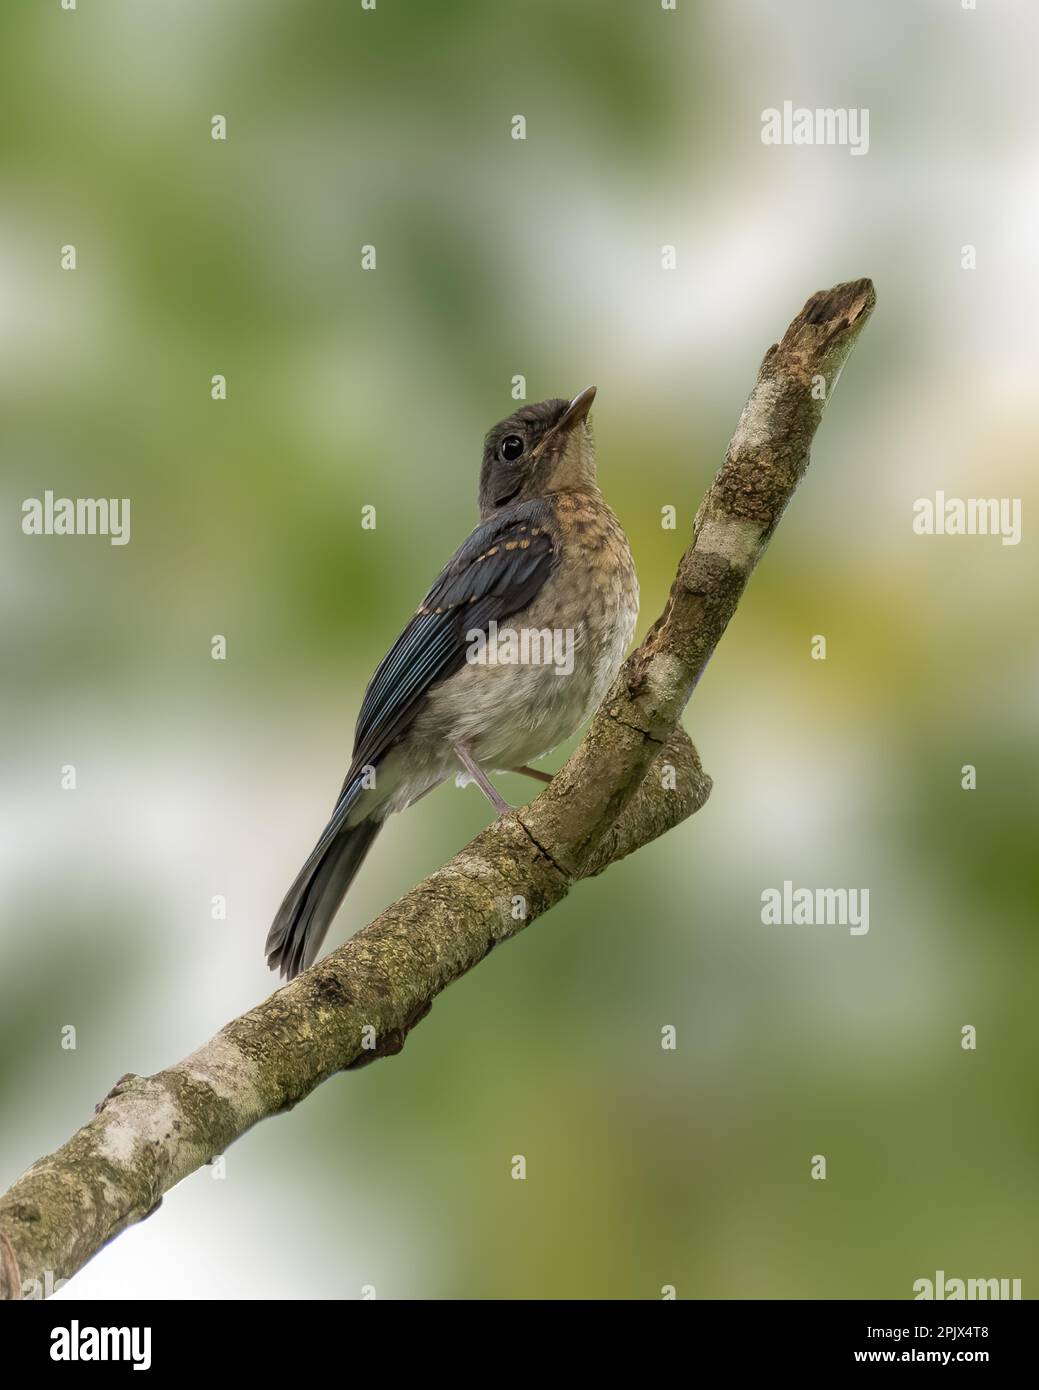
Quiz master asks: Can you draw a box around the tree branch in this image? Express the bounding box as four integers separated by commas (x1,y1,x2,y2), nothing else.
0,278,875,1299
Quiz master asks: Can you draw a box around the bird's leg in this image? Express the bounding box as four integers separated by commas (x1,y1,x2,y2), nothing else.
453,742,513,817
512,765,554,785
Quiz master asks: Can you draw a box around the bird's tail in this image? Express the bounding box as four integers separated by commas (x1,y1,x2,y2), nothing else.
265,799,382,981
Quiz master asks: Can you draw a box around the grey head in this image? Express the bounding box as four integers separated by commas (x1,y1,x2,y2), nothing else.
478,385,598,520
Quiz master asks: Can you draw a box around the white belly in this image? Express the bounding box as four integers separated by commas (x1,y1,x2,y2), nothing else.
416,586,638,771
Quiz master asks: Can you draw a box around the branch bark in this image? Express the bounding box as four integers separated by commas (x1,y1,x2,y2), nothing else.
0,278,875,1299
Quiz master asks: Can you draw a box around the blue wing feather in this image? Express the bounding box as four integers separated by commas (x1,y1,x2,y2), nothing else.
348,497,555,783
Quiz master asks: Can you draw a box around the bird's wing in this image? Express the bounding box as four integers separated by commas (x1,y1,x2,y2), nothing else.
314,499,555,832
267,502,553,977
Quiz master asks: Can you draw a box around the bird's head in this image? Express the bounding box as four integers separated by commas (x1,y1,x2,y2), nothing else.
478,386,598,520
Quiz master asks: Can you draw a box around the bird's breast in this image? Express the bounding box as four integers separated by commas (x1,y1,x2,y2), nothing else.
411,492,638,769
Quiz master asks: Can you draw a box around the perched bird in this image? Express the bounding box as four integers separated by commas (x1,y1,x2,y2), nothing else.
266,386,638,979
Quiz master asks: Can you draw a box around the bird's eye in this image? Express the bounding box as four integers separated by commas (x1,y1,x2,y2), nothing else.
499,435,524,463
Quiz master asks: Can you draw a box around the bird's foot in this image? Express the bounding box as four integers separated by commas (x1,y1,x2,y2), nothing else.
453,742,513,817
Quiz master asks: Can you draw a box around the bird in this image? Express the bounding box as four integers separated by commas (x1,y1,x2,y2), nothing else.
265,386,639,979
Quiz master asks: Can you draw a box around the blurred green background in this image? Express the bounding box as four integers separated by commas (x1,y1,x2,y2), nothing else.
2,0,1036,1299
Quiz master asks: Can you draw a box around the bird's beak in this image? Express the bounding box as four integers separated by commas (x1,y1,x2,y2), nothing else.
533,385,597,456
557,384,597,431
